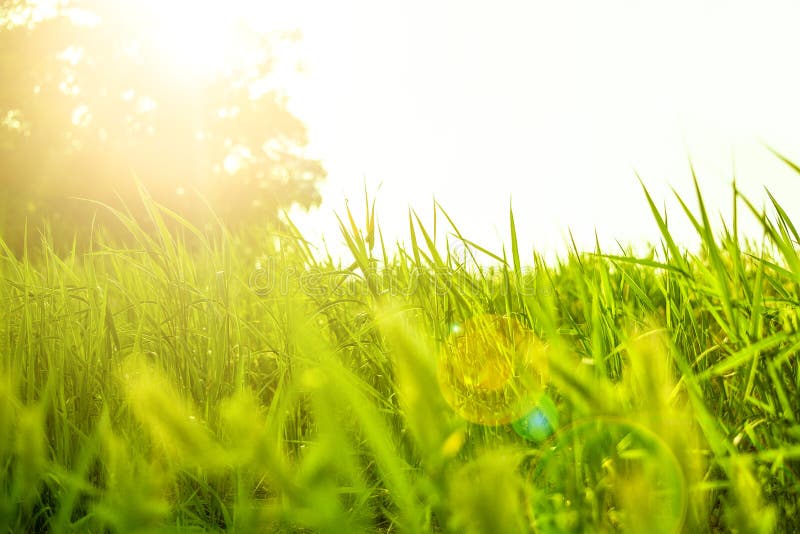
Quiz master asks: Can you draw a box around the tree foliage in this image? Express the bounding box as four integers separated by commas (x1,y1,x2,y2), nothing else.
0,0,325,244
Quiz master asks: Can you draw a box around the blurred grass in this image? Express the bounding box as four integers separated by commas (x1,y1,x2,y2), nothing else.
0,168,799,532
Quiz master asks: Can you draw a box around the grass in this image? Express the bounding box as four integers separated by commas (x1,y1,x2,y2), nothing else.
0,169,799,533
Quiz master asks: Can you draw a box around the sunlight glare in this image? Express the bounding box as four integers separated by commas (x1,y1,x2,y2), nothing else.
134,0,297,79
143,0,240,77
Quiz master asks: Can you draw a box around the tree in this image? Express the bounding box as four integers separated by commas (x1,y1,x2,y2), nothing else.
0,0,325,245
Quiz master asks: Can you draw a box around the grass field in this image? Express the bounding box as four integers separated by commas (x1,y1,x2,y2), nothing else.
1,172,799,533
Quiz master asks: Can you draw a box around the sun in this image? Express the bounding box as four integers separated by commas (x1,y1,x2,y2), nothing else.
151,1,236,76
133,0,300,80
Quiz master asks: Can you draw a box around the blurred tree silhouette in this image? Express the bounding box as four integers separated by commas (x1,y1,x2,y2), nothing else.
0,0,325,247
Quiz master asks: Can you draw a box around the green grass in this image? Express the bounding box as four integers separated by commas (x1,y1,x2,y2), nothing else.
1,172,799,533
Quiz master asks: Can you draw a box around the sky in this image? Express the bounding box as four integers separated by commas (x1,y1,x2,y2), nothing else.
269,0,800,262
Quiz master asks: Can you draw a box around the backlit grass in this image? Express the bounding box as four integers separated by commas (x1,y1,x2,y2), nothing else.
1,171,799,532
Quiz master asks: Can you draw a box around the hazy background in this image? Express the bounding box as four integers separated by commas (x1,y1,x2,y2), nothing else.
274,0,800,260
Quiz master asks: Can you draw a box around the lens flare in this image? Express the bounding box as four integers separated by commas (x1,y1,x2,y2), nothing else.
511,393,559,442
437,314,549,425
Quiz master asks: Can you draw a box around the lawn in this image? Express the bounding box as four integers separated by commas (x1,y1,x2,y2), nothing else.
1,176,798,532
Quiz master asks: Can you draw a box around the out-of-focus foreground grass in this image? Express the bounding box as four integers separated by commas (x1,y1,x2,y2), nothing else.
0,175,799,533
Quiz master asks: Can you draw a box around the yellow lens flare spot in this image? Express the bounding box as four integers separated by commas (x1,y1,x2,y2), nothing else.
437,314,549,425
440,428,467,459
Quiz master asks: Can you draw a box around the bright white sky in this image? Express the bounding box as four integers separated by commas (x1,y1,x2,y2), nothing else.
271,0,800,263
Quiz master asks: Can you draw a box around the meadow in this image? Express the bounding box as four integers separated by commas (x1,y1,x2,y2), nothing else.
1,173,799,533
